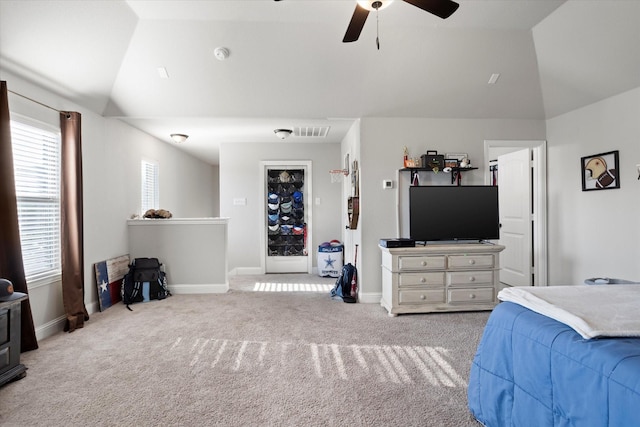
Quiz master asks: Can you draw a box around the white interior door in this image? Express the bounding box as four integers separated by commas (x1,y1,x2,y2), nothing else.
498,149,532,287
262,161,312,274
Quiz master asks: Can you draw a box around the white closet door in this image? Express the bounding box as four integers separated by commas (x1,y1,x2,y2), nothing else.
262,161,312,273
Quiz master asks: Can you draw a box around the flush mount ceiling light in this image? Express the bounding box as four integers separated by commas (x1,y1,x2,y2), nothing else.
274,129,293,140
170,133,189,143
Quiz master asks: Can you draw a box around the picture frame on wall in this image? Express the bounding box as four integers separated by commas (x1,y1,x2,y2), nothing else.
581,150,619,191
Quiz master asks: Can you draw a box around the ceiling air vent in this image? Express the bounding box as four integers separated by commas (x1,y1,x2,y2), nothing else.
294,126,330,138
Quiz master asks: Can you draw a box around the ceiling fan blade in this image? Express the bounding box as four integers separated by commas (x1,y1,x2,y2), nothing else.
402,0,459,19
343,4,370,43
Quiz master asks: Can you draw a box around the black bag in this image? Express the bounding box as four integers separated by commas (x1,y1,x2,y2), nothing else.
330,263,357,303
122,258,170,310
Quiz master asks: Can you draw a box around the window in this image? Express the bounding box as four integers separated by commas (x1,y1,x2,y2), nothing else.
11,118,61,283
141,160,159,214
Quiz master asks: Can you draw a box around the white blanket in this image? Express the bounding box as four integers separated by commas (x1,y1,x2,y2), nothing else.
497,285,640,339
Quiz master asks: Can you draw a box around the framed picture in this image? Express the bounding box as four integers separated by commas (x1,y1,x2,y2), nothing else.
445,153,468,162
444,159,459,168
581,150,619,191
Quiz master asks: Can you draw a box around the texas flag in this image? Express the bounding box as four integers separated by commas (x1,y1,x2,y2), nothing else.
94,255,129,311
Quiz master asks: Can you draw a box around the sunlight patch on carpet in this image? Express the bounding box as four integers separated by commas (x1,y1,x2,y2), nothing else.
170,337,466,387
253,282,333,293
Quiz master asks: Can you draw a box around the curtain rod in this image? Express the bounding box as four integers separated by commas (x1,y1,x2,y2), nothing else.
8,89,63,114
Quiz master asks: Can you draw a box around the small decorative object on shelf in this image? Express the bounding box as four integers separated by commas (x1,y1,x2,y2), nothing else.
143,209,172,219
444,158,459,168
403,146,409,167
421,150,444,173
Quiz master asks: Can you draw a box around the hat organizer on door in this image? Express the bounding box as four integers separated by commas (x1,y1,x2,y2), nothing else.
266,169,305,256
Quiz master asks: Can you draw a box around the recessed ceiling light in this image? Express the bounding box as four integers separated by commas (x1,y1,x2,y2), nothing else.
488,73,500,85
157,67,169,79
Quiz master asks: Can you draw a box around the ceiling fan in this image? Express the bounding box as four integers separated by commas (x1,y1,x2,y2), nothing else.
343,0,459,44
274,0,459,47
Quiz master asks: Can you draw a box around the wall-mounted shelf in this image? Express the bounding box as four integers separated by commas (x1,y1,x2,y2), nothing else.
400,167,478,185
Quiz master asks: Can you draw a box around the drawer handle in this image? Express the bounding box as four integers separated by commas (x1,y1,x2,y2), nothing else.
420,294,426,300
420,277,426,283
469,293,476,299
468,259,475,265
421,261,427,266
468,276,475,282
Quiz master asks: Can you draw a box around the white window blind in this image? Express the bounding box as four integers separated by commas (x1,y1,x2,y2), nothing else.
11,119,61,282
141,160,159,214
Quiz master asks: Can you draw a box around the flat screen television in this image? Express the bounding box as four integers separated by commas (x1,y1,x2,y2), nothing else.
409,185,499,243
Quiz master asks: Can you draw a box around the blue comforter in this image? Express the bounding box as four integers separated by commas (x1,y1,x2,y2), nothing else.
468,302,640,427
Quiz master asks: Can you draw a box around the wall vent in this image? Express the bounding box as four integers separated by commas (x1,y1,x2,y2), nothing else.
294,126,330,138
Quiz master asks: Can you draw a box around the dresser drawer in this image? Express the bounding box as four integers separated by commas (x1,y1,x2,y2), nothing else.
447,254,494,269
0,346,9,371
399,289,446,305
447,271,494,286
398,272,445,287
448,287,494,304
398,255,445,271
0,309,8,346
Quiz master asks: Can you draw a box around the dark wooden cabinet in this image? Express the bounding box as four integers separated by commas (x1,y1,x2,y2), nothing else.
0,296,28,387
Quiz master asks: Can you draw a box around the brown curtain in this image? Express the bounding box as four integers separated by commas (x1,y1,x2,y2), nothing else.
60,111,88,332
0,81,38,351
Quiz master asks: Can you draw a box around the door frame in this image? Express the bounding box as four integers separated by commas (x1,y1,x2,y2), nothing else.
484,140,548,286
259,160,313,274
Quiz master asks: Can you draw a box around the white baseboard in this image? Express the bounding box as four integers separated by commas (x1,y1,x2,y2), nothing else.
169,283,229,294
35,315,66,341
357,292,382,304
230,267,263,276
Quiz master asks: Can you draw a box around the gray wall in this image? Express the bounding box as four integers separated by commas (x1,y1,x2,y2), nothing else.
355,118,547,300
219,141,342,274
546,87,640,284
3,70,218,338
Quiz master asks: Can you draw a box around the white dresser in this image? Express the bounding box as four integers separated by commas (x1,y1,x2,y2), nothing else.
379,243,505,316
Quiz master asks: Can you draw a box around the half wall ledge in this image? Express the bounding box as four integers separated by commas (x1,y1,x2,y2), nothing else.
127,218,229,294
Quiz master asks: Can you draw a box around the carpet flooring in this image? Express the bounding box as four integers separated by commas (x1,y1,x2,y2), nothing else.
1,274,487,426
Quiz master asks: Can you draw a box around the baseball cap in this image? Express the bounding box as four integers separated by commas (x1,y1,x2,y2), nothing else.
0,278,26,302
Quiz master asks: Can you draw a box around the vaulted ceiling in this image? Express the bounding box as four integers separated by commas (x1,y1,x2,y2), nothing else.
1,1,639,164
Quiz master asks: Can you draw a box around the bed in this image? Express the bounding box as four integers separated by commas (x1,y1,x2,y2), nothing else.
468,285,640,427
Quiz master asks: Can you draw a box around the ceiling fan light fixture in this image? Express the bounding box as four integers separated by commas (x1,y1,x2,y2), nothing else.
357,0,393,11
274,129,293,140
170,133,189,143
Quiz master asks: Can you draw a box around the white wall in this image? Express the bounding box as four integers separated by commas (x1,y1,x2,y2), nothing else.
219,141,342,274
340,121,362,273
3,70,217,339
357,117,547,299
546,87,640,284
